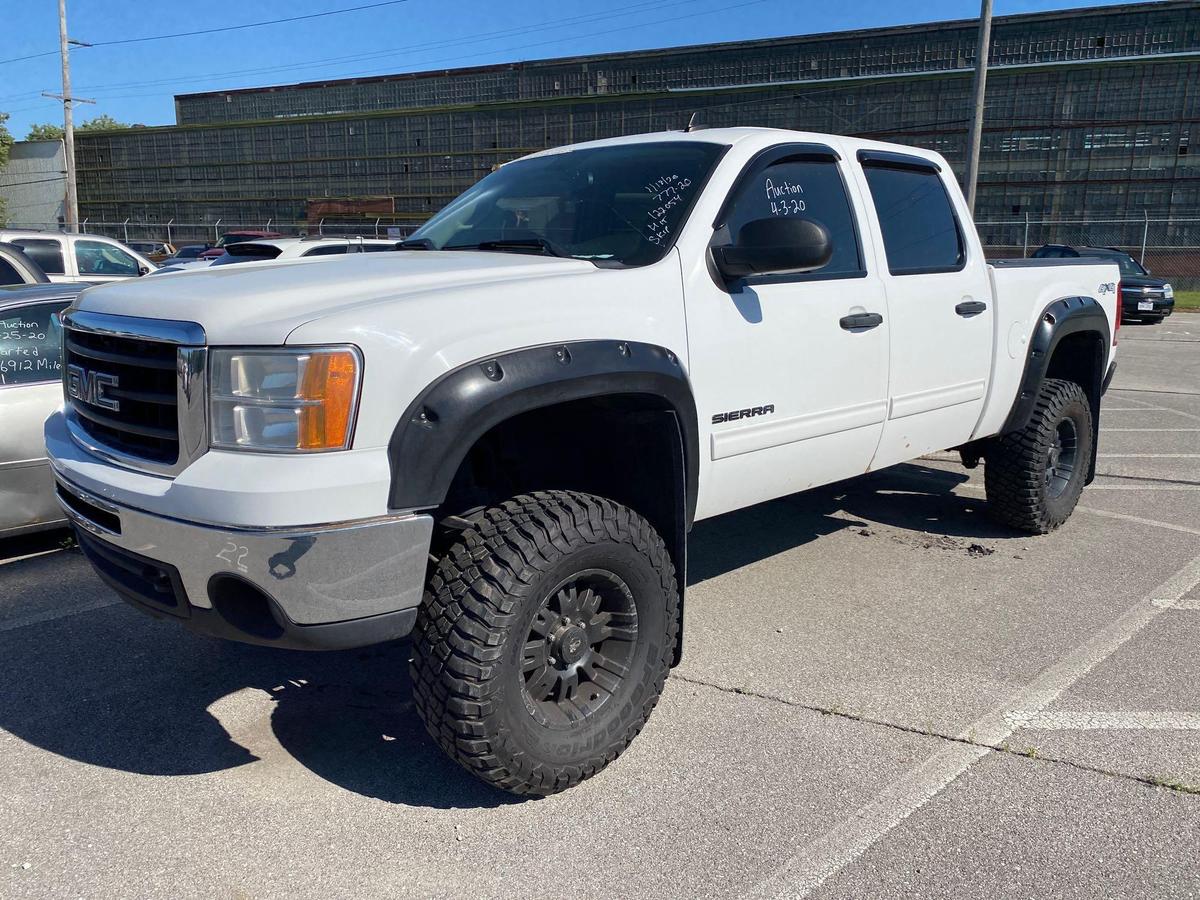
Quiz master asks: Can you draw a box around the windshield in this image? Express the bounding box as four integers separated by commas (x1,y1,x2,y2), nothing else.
1086,250,1147,277
407,141,727,266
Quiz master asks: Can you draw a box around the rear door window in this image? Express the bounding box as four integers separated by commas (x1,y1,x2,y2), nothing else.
301,244,350,257
0,300,68,386
860,162,964,275
13,239,65,275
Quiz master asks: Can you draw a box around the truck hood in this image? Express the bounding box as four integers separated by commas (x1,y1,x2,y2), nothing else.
1119,274,1170,291
73,251,597,344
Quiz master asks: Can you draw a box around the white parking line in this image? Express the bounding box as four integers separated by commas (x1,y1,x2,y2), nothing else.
1084,485,1200,491
1104,428,1200,432
1072,505,1200,537
1102,407,1168,412
0,548,65,568
744,551,1200,900
1017,711,1200,730
0,599,120,634
1118,396,1200,424
1096,453,1200,458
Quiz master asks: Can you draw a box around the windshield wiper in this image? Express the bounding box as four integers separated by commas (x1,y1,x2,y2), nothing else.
448,238,568,258
398,238,435,250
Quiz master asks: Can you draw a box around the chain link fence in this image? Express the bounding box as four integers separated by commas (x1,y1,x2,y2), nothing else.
8,214,1200,293
3,218,417,246
976,216,1200,291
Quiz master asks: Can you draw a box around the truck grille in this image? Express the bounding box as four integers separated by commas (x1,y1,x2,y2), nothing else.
64,329,180,464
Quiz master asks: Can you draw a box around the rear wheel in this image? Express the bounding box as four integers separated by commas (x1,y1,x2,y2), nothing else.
410,490,678,795
984,378,1094,533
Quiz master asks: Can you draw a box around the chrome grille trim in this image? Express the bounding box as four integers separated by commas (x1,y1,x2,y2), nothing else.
62,310,208,478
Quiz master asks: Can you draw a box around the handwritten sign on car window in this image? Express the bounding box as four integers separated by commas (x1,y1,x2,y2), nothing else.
765,177,807,217
644,174,694,245
0,312,63,386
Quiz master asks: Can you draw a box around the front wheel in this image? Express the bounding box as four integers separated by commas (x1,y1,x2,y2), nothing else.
984,378,1094,533
410,490,679,795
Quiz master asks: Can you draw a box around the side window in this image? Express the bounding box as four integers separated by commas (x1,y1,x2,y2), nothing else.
0,258,24,285
75,240,140,276
361,244,395,252
0,301,67,386
301,244,349,257
724,157,863,278
13,239,65,275
861,164,964,275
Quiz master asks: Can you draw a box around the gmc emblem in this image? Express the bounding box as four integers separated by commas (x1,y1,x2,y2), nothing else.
66,364,120,412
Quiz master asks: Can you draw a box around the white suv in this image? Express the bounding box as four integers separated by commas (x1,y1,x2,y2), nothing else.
153,236,397,274
0,231,157,284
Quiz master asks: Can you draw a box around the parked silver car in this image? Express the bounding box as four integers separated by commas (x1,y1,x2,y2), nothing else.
0,284,85,537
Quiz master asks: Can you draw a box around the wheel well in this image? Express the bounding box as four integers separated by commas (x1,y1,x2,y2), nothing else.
434,394,688,578
1043,329,1106,482
1045,331,1104,413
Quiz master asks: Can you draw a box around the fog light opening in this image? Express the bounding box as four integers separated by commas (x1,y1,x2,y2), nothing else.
208,574,286,640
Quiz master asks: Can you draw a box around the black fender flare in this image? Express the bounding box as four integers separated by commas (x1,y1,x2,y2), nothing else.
387,339,699,524
1000,295,1111,484
1000,296,1111,436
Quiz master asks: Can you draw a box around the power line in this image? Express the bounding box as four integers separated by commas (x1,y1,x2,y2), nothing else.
88,0,411,47
71,0,694,95
0,50,62,66
72,0,780,104
0,0,410,65
0,174,67,188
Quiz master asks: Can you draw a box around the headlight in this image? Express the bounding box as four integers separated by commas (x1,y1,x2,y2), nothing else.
209,346,361,452
1164,284,1174,298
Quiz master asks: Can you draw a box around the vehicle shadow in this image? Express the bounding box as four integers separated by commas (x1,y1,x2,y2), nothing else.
688,461,1020,585
0,461,1014,808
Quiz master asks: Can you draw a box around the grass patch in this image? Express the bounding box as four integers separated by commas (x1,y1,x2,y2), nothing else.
1174,290,1200,311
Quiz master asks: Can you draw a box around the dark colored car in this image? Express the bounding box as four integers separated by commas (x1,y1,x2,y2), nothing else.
0,242,51,286
160,244,213,265
1031,244,1174,323
200,230,284,259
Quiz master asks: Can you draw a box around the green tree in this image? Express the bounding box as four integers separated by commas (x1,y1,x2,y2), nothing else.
26,122,65,141
0,112,14,225
78,114,132,132
26,115,132,142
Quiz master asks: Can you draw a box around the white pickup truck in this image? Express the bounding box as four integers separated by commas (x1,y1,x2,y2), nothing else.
46,128,1120,796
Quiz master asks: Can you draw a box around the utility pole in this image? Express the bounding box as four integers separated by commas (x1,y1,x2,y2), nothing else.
963,0,993,213
46,0,93,231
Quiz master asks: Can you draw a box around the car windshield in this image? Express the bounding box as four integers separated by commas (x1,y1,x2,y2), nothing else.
406,141,727,267
1087,250,1147,277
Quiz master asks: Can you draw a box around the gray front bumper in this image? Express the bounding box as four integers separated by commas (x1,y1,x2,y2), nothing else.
55,474,434,649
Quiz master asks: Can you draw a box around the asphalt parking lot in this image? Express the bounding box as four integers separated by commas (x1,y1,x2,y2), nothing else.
2,317,1198,900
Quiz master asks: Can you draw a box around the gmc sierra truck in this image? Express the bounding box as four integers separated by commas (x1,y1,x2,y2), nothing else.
46,128,1120,796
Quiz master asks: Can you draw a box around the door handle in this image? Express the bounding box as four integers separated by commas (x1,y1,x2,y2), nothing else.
840,312,884,331
955,300,988,317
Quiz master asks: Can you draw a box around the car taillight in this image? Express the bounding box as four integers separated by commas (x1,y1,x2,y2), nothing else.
1113,281,1121,345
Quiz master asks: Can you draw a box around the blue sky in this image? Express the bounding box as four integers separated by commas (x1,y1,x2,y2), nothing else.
2,0,1138,139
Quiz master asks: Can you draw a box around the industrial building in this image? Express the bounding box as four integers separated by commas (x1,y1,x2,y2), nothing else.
0,140,66,228
73,1,1199,241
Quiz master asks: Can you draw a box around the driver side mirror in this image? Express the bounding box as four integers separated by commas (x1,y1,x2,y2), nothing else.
712,217,832,281
138,265,150,276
